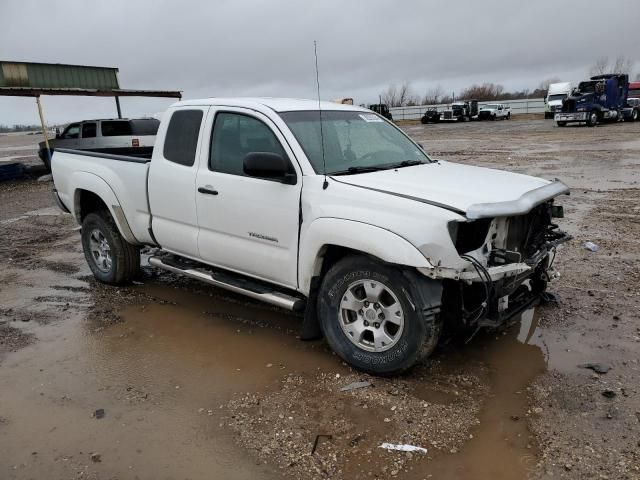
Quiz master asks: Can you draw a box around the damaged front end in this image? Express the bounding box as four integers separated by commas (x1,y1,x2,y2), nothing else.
429,197,571,330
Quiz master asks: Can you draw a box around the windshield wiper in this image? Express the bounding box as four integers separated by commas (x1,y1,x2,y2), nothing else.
386,160,424,168
330,165,390,175
330,160,425,176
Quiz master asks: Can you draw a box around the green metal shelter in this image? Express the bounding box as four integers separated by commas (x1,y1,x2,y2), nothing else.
0,61,182,160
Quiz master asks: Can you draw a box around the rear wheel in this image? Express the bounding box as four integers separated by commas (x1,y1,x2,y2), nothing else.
318,255,442,375
81,211,140,284
586,111,598,127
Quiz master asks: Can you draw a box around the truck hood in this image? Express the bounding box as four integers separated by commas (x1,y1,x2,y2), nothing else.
331,161,568,219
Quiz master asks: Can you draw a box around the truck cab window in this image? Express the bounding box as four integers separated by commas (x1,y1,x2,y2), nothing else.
210,112,289,176
101,121,132,137
163,110,203,167
82,122,97,138
62,124,80,139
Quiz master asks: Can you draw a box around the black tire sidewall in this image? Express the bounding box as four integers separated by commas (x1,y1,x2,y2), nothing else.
318,257,428,375
81,212,123,284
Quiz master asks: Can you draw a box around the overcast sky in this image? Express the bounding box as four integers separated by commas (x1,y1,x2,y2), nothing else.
1,0,639,125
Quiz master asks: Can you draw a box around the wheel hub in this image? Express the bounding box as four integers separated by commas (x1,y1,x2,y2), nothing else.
338,279,405,353
89,229,112,273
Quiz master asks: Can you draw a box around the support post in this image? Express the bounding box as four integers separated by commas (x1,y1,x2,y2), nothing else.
35,96,52,170
115,96,122,118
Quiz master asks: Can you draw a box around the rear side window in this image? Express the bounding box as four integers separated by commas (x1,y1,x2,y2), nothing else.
130,119,160,136
163,110,203,166
101,121,132,137
82,122,96,138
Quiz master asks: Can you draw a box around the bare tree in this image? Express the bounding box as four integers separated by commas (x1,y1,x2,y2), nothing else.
421,85,444,105
589,57,609,76
380,82,417,107
612,55,633,74
589,56,634,76
460,83,505,101
539,77,562,91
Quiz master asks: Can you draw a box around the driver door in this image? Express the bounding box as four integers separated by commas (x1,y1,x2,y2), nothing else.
195,108,302,288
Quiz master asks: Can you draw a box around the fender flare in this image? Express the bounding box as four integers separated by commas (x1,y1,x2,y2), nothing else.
71,171,139,244
298,217,434,295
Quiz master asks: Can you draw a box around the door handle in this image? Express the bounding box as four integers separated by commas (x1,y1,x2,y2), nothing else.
198,187,218,195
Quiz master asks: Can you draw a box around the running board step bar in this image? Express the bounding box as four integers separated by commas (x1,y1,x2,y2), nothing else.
148,256,306,312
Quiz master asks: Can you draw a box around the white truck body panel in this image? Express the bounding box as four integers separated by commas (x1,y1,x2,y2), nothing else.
52,151,152,244
546,82,573,115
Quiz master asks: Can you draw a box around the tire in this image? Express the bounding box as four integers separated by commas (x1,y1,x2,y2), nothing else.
586,111,598,127
556,121,567,127
420,117,428,124
506,113,511,120
318,255,443,375
491,114,496,121
629,109,638,122
81,211,140,285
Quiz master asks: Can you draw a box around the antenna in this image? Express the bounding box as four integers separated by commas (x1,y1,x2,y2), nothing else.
314,40,329,190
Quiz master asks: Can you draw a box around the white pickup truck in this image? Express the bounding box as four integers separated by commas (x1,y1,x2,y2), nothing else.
52,97,570,375
478,103,511,121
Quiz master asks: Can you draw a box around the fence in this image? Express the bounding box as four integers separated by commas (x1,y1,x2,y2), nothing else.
389,98,545,120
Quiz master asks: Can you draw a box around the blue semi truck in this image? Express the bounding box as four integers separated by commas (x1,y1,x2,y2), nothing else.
555,74,638,127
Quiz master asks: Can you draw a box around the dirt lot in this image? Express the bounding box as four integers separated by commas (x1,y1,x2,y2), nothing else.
1,120,639,480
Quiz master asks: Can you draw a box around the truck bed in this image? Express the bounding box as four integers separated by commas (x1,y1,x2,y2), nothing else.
52,148,154,245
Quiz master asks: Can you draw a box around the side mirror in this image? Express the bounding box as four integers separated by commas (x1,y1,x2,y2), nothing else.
243,152,294,184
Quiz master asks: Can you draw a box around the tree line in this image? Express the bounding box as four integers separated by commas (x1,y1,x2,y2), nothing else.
380,56,640,107
0,124,43,133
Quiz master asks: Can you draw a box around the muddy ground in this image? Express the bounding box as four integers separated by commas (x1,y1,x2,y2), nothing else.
0,121,639,480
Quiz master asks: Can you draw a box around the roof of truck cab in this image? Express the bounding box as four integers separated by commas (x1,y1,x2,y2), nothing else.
172,97,371,112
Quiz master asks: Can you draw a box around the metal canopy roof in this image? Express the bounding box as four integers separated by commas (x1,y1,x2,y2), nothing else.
0,87,182,98
0,61,181,98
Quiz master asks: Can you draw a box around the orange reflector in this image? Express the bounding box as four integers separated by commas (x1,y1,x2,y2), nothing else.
132,138,140,147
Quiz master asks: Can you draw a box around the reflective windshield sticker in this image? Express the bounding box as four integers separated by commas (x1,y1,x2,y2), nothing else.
359,113,384,122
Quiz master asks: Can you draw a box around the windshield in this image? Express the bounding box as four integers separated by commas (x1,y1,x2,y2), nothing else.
279,110,430,174
548,94,566,102
482,104,499,109
578,81,597,93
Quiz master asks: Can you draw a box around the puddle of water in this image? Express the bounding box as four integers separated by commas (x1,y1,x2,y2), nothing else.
1,267,549,480
0,284,339,479
411,308,546,480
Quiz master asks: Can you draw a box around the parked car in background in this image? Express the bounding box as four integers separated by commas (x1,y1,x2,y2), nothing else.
368,104,393,121
625,98,639,122
478,103,510,120
51,97,570,375
544,82,573,119
38,117,160,171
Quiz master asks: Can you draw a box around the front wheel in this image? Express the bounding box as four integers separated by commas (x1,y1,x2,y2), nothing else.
628,109,638,122
318,255,443,375
587,111,598,127
81,211,140,284
556,121,567,127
